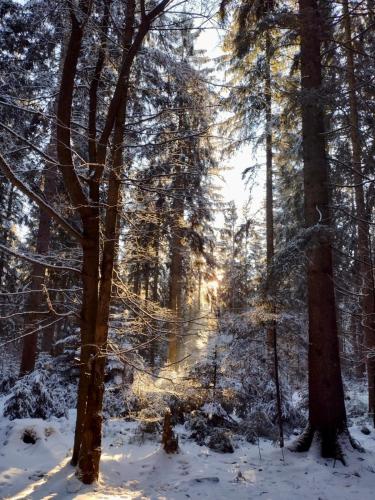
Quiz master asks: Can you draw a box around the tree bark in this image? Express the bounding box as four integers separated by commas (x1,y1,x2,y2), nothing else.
77,91,127,485
295,0,347,457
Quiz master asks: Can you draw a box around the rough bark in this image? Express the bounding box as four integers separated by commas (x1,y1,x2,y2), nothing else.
295,0,347,457
162,409,179,453
77,88,127,484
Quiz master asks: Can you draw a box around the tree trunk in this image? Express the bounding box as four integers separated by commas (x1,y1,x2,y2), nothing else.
77,41,129,479
343,0,375,421
265,30,276,355
152,236,160,303
295,0,347,457
168,165,184,365
71,233,99,466
55,0,171,482
19,160,57,376
263,29,283,448
0,184,14,286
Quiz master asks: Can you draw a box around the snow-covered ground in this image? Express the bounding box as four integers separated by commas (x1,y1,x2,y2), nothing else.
0,411,374,500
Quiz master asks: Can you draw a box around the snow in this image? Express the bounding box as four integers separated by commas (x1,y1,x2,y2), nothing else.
0,413,375,499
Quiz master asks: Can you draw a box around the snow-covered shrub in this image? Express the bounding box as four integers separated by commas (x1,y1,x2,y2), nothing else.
187,312,307,441
207,428,234,453
0,368,17,395
103,386,140,418
138,407,163,434
3,354,76,420
185,403,238,450
129,408,163,444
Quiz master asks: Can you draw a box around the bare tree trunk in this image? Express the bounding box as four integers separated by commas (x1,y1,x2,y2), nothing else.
295,0,347,457
168,164,184,365
263,30,284,448
198,264,202,311
0,184,14,338
19,166,55,375
0,184,14,285
265,30,275,354
343,0,375,420
152,236,160,303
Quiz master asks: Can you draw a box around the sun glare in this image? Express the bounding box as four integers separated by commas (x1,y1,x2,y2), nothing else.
207,279,219,291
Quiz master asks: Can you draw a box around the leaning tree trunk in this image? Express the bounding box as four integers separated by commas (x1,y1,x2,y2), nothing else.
294,0,347,458
343,0,375,421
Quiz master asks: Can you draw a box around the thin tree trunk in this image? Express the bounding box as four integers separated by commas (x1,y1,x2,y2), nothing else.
144,262,150,301
168,164,184,365
0,184,14,338
152,237,160,303
263,30,283,447
0,184,14,285
19,164,55,376
265,30,275,354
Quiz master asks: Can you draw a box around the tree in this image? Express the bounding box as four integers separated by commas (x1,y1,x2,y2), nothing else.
293,0,347,458
342,0,375,421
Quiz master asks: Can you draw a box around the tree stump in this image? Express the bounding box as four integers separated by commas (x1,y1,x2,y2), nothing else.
162,408,178,453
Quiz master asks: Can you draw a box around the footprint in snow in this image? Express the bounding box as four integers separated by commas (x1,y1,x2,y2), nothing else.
28,471,46,480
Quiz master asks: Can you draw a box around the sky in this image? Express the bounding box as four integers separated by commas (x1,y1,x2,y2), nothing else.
195,20,266,227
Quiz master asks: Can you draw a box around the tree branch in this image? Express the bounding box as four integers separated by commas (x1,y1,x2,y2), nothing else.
0,153,83,242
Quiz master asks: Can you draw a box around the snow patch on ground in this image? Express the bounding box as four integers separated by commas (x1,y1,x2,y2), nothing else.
0,413,374,499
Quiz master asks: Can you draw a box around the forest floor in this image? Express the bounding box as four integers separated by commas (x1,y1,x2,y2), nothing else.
1,308,375,499
0,411,374,500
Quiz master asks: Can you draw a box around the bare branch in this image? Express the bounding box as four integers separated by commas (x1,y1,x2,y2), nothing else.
0,152,83,242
